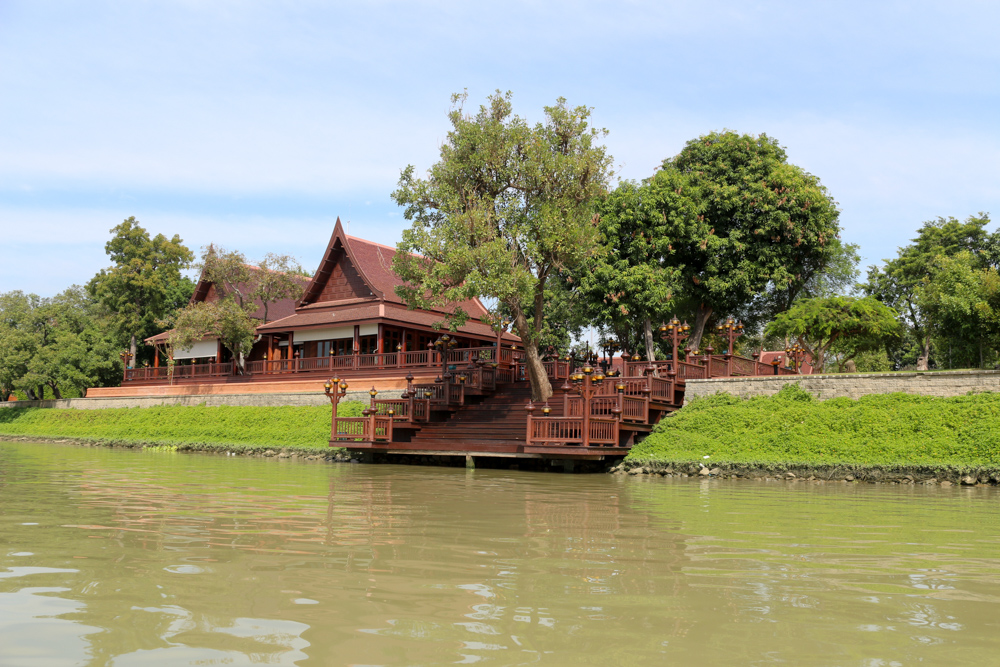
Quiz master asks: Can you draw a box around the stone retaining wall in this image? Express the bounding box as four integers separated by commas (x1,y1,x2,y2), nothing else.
683,369,1000,403
0,391,372,410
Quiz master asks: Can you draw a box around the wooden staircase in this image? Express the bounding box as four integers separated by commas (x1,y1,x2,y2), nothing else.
335,368,684,460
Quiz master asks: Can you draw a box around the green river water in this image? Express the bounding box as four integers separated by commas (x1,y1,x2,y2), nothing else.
0,442,998,666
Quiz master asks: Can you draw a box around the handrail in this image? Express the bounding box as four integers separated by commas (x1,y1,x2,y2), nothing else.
527,416,620,447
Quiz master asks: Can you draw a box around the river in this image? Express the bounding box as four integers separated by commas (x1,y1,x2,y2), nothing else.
1,442,998,665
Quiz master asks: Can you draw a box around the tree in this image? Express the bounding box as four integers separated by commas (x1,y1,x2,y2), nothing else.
865,213,991,370
765,296,902,373
200,247,305,323
167,247,305,370
87,217,194,363
578,180,686,362
0,288,120,400
650,131,843,350
0,291,40,400
391,91,613,401
168,299,256,372
919,251,1000,369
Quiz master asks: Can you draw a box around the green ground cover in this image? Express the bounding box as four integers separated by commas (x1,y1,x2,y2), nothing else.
0,402,366,451
629,385,1000,467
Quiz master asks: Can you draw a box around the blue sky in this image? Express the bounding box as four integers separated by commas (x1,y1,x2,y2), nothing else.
2,0,998,296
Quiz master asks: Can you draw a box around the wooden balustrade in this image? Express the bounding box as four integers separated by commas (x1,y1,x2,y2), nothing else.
527,416,620,447
371,398,431,423
331,415,393,442
675,361,708,380
709,356,730,377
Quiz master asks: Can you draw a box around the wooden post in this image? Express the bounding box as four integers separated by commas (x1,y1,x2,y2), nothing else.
353,325,360,370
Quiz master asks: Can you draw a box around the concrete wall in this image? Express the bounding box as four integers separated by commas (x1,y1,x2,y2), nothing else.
0,390,376,410
684,370,1000,404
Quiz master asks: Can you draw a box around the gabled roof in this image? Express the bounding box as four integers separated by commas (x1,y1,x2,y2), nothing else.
298,218,489,318
189,265,306,323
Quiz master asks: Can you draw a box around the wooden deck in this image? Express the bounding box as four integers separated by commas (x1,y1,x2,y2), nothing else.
329,350,800,461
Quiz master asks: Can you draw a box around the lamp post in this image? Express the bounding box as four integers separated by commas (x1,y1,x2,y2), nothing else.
571,363,606,447
433,334,458,404
323,376,349,442
785,343,806,373
120,350,134,381
715,317,744,357
658,317,690,378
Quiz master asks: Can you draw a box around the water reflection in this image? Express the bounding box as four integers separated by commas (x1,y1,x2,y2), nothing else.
0,443,998,665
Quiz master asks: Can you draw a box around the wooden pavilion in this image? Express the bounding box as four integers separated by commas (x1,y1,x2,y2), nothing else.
90,218,518,397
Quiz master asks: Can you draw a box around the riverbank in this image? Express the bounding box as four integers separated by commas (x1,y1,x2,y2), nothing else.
621,385,1000,485
0,402,366,452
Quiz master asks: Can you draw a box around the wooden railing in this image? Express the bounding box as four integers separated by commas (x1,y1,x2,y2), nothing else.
125,362,234,383
370,398,430,423
675,361,708,380
624,360,672,377
527,416,620,447
124,366,171,382
331,415,393,442
542,360,573,381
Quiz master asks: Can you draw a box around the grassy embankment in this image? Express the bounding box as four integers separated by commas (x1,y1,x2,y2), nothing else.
625,385,1000,482
0,402,366,455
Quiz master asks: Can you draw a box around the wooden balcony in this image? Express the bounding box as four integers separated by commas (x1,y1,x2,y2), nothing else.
123,346,522,386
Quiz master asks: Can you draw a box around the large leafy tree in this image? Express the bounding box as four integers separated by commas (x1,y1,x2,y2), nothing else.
167,246,305,370
0,288,120,400
765,296,901,373
87,217,194,363
578,180,687,362
919,250,1000,369
651,131,842,350
199,247,305,323
865,213,992,370
391,91,613,401
168,299,257,372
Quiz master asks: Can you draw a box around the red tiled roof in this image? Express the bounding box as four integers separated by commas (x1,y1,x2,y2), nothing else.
300,218,488,318
256,301,519,342
190,266,307,323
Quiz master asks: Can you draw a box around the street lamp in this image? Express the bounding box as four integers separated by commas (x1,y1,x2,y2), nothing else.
785,343,806,373
324,376,349,442
715,317,744,357
658,316,690,378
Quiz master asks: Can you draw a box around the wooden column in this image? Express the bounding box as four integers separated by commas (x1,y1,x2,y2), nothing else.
377,323,384,354
154,349,160,368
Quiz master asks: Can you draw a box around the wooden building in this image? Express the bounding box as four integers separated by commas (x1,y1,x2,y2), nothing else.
90,219,518,398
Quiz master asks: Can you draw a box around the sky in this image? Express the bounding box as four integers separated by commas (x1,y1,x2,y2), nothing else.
1,0,998,297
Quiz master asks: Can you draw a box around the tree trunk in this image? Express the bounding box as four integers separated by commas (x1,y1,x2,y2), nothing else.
524,344,552,403
687,303,713,353
916,335,931,371
49,383,62,400
643,318,657,375
129,334,137,368
643,318,656,361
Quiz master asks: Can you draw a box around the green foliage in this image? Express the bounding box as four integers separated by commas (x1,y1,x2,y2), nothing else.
391,91,613,400
865,213,993,370
578,179,685,359
87,217,194,358
850,348,892,373
168,246,305,365
765,296,901,372
169,299,256,367
0,402,365,449
0,288,120,400
631,385,1000,466
650,131,843,348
